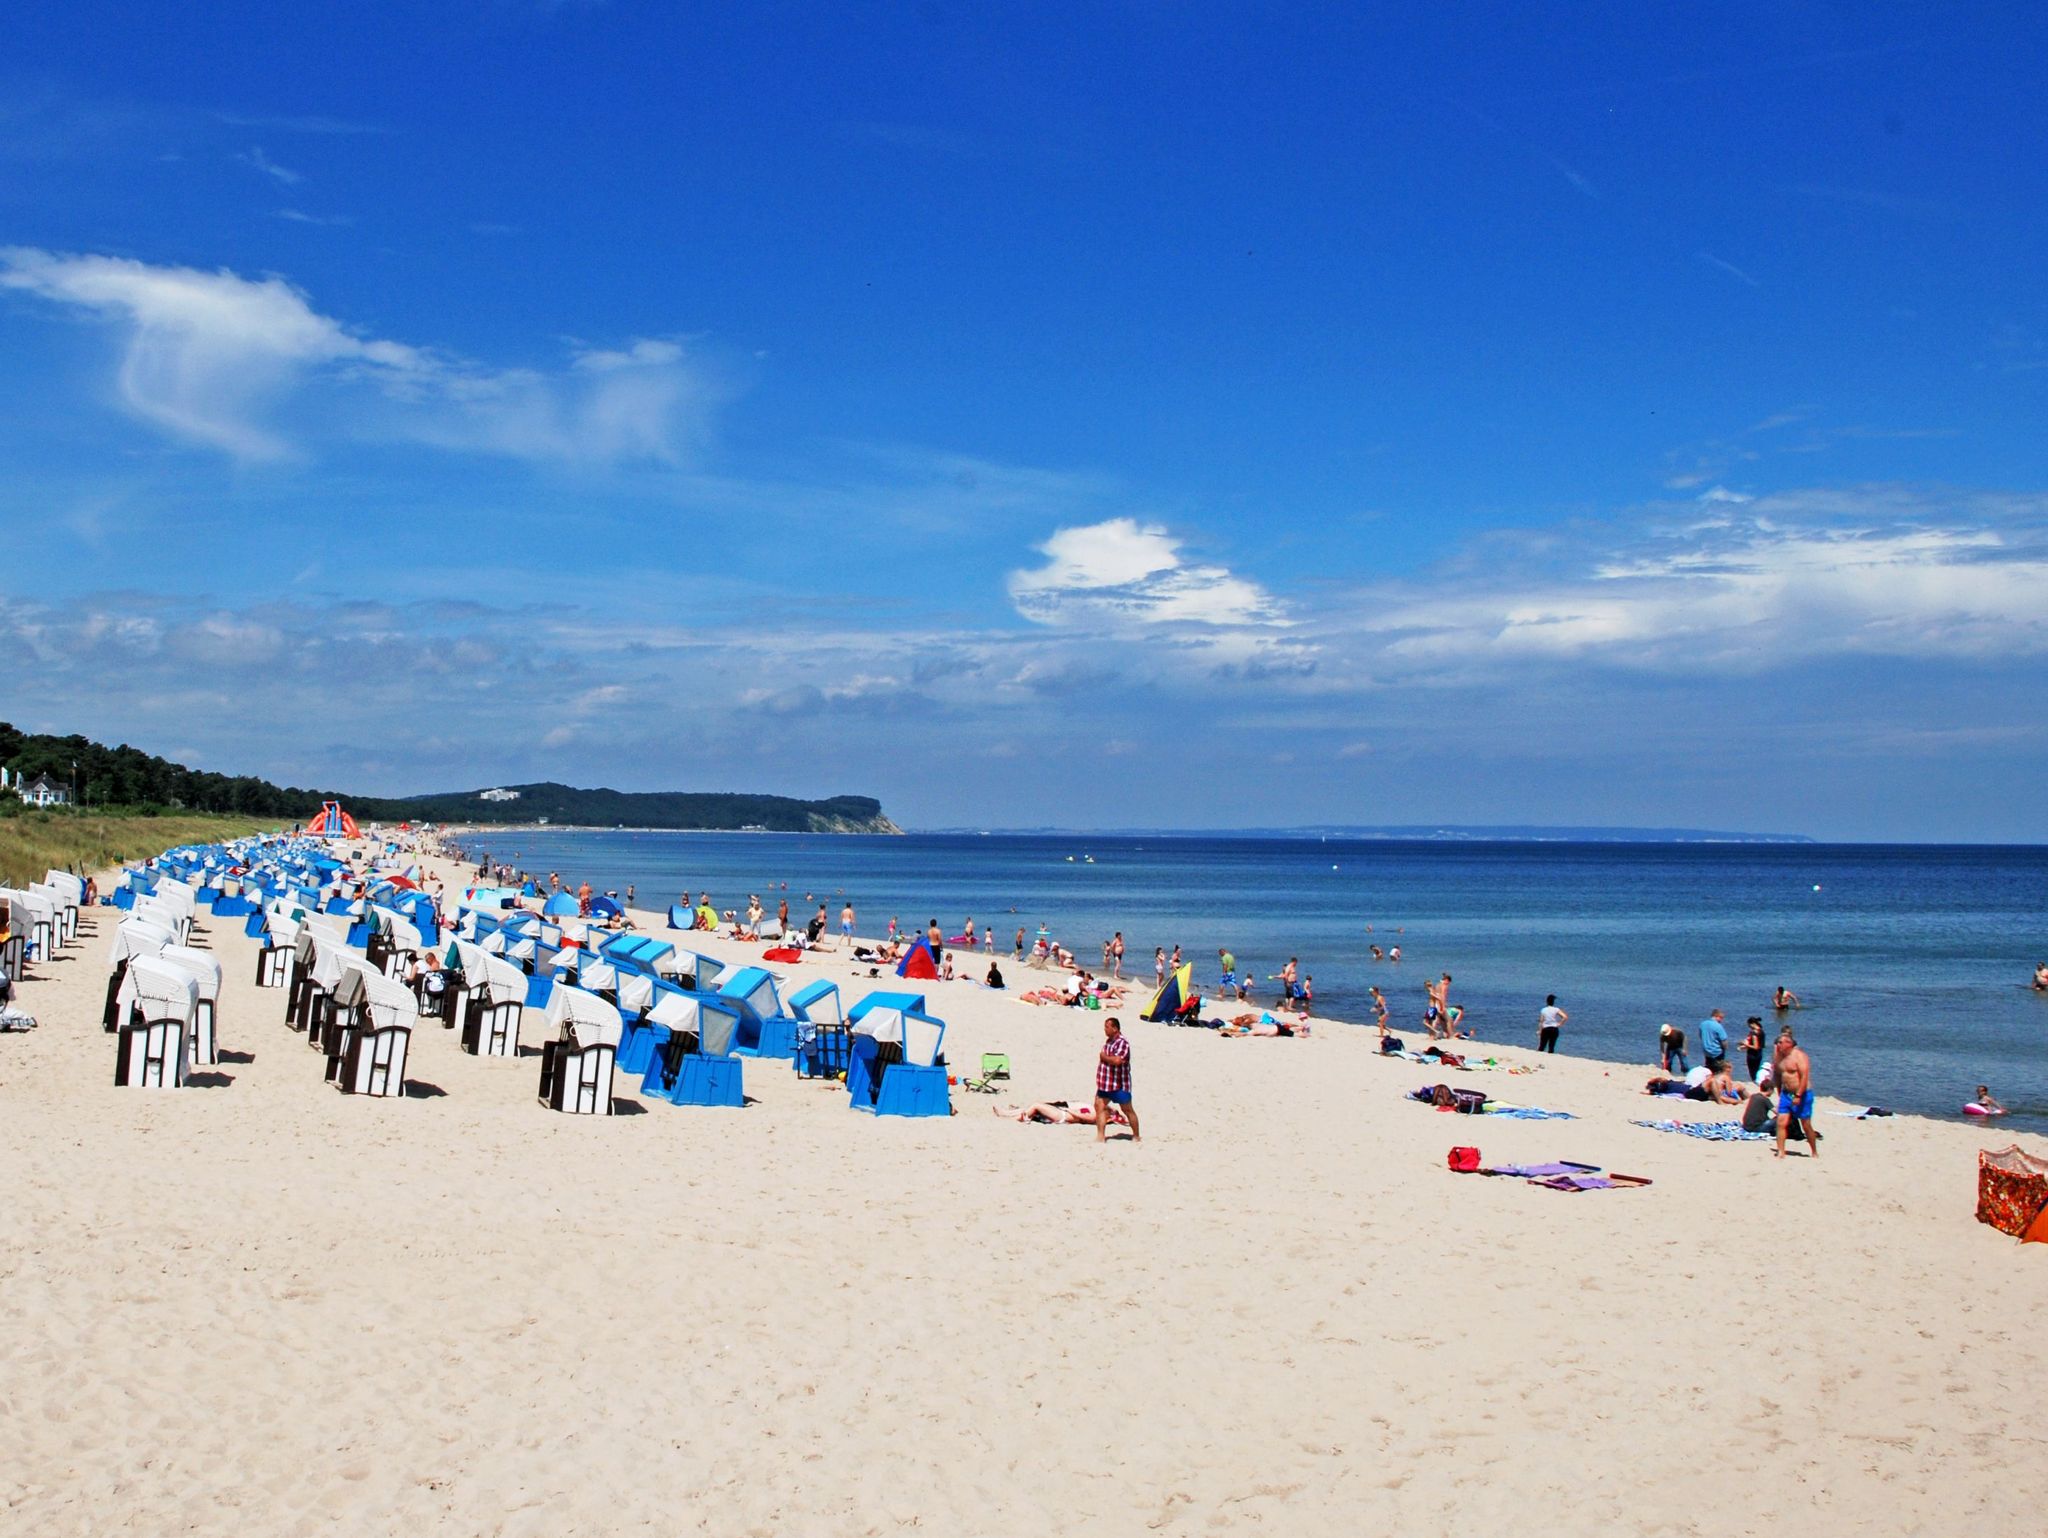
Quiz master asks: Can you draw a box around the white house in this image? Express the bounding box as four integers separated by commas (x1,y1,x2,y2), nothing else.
478,788,521,803
16,773,72,808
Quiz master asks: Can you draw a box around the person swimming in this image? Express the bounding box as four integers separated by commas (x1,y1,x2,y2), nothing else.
1773,985,1801,1011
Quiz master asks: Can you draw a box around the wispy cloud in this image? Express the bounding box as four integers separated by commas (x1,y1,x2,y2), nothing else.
1697,250,1760,287
275,209,353,227
237,146,302,185
214,111,391,136
1008,517,1311,674
1348,489,2048,675
0,247,717,465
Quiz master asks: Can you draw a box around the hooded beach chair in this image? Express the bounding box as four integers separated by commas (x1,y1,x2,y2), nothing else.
636,992,745,1108
113,955,197,1088
720,966,800,1059
157,944,224,1066
787,979,849,1079
1,888,58,966
292,929,362,1046
328,960,419,1095
458,949,530,1057
538,985,623,1114
846,991,951,1117
41,870,85,944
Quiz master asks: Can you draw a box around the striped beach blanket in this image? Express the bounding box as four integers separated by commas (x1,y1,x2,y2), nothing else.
1630,1118,1769,1142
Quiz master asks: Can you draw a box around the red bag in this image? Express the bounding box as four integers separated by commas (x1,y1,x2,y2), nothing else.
1448,1146,1481,1173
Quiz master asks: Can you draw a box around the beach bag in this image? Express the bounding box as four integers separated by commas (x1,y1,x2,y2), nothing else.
1380,1035,1404,1055
1447,1146,1480,1173
1977,1146,2048,1241
1452,1089,1487,1115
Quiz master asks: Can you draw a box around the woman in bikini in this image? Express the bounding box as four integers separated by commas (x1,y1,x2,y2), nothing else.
994,1099,1127,1126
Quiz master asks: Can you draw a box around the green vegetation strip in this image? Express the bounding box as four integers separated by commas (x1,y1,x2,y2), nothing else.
0,811,278,887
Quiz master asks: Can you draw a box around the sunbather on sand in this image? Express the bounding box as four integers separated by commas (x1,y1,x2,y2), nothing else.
1220,1017,1308,1037
994,1099,1128,1126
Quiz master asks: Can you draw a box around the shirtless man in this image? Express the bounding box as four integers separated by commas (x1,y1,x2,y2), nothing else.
1774,1029,1819,1160
2034,963,2048,993
1773,985,1801,1012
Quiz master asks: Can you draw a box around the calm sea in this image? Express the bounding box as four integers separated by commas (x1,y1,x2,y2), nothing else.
448,830,2048,1130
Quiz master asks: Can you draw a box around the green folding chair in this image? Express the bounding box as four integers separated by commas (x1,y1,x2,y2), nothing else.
963,1051,1011,1093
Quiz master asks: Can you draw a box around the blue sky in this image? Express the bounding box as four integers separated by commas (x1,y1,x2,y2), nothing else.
2,3,2044,838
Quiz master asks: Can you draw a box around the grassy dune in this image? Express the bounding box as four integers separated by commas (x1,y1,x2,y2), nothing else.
0,812,278,888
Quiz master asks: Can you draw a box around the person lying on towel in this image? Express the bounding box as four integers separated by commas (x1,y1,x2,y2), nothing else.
993,1099,1129,1126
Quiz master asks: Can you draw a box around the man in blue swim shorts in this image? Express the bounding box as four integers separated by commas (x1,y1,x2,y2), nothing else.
1773,1027,1819,1161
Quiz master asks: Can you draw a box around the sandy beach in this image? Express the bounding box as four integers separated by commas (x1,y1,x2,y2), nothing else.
4,840,2045,1537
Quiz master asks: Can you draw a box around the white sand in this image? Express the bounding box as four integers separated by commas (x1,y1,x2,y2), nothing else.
3,842,2045,1535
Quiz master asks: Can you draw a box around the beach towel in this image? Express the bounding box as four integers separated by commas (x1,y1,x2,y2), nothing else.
1532,1172,1653,1192
1485,1106,1576,1121
763,947,802,963
1630,1118,1770,1142
1483,1161,1599,1178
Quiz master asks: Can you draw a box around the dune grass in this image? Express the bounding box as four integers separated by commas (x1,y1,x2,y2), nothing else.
0,811,279,888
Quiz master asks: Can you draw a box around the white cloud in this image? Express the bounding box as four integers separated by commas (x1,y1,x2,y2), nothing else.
237,146,302,185
0,248,420,456
0,247,714,464
1352,492,2048,673
1009,517,1290,631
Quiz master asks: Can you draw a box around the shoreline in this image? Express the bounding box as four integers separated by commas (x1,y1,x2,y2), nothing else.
445,829,2044,1134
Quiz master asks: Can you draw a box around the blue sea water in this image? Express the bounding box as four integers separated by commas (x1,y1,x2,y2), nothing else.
448,830,2048,1130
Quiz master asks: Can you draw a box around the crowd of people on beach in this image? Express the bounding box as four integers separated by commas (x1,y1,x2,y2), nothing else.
453,839,2035,1139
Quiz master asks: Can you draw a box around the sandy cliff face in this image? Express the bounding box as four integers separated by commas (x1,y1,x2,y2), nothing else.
805,810,904,834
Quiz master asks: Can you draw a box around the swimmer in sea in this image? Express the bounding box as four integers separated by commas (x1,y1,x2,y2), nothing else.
2034,962,2048,993
1773,985,1801,1012
1974,1085,2007,1115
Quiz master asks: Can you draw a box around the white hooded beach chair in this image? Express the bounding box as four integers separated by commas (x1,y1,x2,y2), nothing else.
255,912,298,988
28,880,77,948
42,870,85,943
2,888,58,965
114,954,197,1088
459,949,529,1057
158,944,225,1066
131,894,190,946
292,929,362,1045
329,960,416,1097
101,917,176,1029
539,985,622,1115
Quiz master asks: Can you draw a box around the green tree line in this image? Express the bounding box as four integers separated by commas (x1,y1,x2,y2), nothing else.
0,723,338,819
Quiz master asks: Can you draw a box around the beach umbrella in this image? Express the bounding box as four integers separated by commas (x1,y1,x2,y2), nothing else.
543,892,579,916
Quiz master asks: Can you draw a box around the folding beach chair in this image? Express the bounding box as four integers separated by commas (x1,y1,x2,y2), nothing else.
963,1051,1011,1093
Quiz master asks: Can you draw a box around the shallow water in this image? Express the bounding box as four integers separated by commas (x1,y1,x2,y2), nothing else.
449,830,2048,1130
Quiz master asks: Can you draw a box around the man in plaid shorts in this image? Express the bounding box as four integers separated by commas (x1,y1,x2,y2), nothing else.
1094,1016,1140,1143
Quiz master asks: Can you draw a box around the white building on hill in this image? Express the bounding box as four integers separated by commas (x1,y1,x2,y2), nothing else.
13,772,72,808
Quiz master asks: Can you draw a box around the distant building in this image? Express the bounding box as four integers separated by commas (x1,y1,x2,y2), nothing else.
478,788,521,802
15,773,72,808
